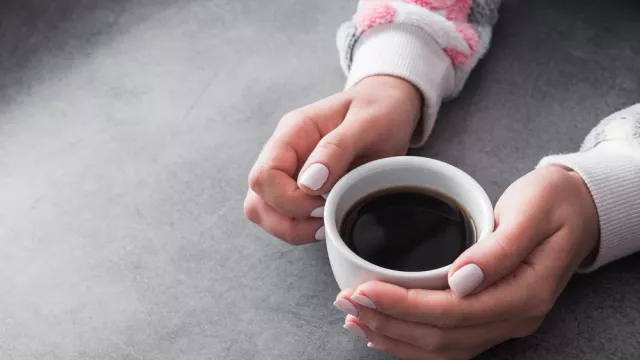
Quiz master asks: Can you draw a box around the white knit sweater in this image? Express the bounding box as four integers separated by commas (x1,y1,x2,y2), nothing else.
336,0,640,271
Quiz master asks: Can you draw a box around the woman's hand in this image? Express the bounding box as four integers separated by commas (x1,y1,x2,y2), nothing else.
244,75,422,245
334,165,599,360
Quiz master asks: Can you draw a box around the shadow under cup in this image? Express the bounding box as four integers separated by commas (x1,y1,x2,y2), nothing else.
324,157,494,290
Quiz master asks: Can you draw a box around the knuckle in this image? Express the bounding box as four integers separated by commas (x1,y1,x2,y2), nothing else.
283,109,321,135
281,109,307,124
278,222,307,246
243,199,260,224
279,230,302,246
364,313,388,334
284,109,324,141
317,136,349,155
406,289,461,328
493,231,519,259
261,220,297,246
435,305,461,328
422,328,447,351
437,313,462,328
530,288,556,316
248,166,268,194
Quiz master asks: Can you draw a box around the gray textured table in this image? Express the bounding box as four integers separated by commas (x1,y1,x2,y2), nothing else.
1,0,639,359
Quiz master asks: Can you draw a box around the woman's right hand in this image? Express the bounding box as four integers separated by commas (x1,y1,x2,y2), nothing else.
244,75,423,245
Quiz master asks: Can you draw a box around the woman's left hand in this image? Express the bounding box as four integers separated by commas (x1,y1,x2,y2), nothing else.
334,166,600,360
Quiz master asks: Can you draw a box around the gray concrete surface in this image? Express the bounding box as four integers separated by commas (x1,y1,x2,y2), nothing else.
1,0,639,359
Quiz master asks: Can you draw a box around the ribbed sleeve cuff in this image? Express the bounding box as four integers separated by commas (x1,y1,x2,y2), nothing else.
539,148,640,272
344,23,455,147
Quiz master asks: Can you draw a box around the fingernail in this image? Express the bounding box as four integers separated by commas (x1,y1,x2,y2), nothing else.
333,299,358,317
343,322,367,339
351,294,376,309
299,163,329,191
310,206,324,218
315,226,325,241
449,264,484,297
367,342,380,349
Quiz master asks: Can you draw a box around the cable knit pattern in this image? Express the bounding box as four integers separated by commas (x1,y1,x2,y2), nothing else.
539,104,640,271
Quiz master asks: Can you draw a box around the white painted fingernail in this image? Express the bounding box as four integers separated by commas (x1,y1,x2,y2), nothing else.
343,322,367,339
334,299,358,317
310,206,325,218
351,294,376,309
449,264,484,297
299,163,329,191
314,226,325,241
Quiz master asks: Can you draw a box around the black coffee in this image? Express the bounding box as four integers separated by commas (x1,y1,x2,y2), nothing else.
340,187,475,272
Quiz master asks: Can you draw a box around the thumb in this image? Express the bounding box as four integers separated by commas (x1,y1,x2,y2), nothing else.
447,220,546,298
297,111,369,195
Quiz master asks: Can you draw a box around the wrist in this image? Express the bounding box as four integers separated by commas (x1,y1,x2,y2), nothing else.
547,165,600,267
340,23,455,146
353,75,423,128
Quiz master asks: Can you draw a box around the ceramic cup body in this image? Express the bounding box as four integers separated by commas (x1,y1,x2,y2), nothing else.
324,156,494,290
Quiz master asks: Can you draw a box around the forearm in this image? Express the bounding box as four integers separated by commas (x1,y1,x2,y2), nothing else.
539,104,640,271
337,0,502,146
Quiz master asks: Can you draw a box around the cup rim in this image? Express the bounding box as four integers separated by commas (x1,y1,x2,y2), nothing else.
324,156,494,281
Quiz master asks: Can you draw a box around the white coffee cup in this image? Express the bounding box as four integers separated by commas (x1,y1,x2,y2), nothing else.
324,156,494,290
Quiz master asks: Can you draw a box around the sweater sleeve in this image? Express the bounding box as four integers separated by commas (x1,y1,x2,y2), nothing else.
336,0,502,146
538,104,640,272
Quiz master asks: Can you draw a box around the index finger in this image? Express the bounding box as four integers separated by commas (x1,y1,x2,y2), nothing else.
248,94,351,218
249,143,323,218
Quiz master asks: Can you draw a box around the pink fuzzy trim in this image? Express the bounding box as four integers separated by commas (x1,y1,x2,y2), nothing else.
456,22,480,52
353,3,397,32
443,23,480,66
404,0,456,8
401,0,472,21
443,49,468,66
351,0,478,67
